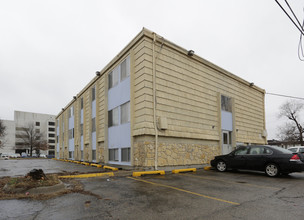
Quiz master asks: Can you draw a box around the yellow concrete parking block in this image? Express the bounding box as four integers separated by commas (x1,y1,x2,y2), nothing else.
172,168,196,174
132,170,165,177
74,161,82,164
59,172,114,179
81,162,90,166
204,166,212,171
103,165,119,171
91,163,103,168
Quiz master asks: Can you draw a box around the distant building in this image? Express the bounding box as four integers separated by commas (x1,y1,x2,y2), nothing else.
0,111,56,156
267,139,301,149
0,120,15,155
56,28,267,168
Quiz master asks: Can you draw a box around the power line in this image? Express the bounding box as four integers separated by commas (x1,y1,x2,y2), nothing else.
275,0,304,36
266,92,304,100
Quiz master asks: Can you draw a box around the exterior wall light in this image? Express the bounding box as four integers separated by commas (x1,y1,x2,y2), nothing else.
188,50,195,56
96,71,101,76
73,96,77,100
249,82,254,87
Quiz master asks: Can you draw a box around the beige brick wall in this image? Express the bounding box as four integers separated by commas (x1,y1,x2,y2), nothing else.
133,33,266,145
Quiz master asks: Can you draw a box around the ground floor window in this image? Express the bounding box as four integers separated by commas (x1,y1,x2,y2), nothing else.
92,150,96,161
121,148,130,162
109,148,119,161
81,150,83,160
69,151,73,159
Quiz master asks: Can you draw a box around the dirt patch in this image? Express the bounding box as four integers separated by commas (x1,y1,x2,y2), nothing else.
0,174,85,200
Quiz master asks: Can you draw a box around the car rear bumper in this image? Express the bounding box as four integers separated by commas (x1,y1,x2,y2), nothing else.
282,161,304,173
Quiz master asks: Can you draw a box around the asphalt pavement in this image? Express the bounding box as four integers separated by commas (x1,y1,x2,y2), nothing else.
1,159,304,220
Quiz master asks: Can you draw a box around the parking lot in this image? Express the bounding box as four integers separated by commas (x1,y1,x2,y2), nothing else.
1,159,304,220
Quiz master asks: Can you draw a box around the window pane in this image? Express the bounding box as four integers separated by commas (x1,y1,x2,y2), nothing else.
80,98,83,109
221,95,232,112
235,147,248,155
109,149,114,161
223,133,228,144
114,149,118,161
92,150,96,161
92,118,96,132
92,86,95,101
108,68,119,89
108,107,119,127
121,59,127,81
121,102,130,124
121,148,130,162
80,124,83,136
108,71,113,89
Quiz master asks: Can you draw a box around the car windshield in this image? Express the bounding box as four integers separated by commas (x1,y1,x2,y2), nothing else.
288,148,297,153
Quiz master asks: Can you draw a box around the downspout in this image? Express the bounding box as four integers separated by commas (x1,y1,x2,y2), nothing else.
152,32,158,170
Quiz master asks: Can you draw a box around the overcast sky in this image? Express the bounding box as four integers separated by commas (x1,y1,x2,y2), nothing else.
0,0,303,139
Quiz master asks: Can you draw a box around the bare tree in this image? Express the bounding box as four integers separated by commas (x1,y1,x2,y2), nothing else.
16,123,48,156
0,119,6,149
278,100,304,146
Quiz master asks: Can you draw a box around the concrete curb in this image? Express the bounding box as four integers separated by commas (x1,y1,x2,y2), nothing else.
59,172,114,179
27,180,66,194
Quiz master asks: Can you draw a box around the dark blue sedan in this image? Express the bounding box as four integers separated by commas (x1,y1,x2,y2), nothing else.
210,145,304,177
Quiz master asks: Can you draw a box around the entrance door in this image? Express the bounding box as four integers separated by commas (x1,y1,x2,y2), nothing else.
222,131,232,155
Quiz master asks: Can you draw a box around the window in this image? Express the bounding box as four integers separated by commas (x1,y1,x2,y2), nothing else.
68,129,74,139
221,95,232,112
121,148,130,162
80,124,83,136
49,122,55,126
249,147,264,155
92,86,96,101
234,147,249,155
80,97,83,110
69,151,73,159
108,68,119,89
49,145,55,149
49,133,55,138
69,106,73,118
120,59,130,81
36,122,40,126
121,102,130,124
92,118,96,132
49,127,55,132
108,107,119,127
56,135,59,142
109,148,119,161
49,151,55,156
92,150,96,161
35,129,40,133
48,139,55,143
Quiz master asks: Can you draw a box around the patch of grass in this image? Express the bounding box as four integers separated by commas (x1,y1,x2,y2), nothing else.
0,174,85,200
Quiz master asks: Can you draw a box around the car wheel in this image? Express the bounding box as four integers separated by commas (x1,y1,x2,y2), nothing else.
265,163,279,177
216,160,227,172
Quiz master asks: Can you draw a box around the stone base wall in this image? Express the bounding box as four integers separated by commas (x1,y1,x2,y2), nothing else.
97,142,105,163
133,136,220,168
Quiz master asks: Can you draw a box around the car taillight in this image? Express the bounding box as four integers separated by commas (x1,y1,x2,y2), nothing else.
290,154,301,162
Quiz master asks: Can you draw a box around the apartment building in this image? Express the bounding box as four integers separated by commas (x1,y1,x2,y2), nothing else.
56,28,266,169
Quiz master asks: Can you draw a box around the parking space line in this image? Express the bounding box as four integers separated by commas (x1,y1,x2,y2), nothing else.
180,173,281,190
127,177,240,205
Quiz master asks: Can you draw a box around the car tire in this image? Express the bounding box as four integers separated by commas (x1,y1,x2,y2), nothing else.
216,160,227,172
265,163,279,177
